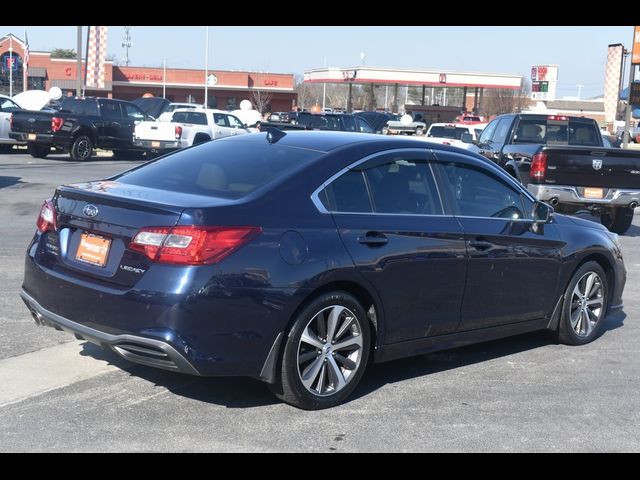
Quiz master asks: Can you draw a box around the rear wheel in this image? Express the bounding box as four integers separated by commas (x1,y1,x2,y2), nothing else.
557,261,608,346
601,207,633,234
27,143,49,159
415,127,424,136
272,291,370,410
70,135,93,161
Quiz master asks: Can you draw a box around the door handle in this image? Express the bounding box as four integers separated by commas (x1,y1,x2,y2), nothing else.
469,240,492,251
357,232,388,246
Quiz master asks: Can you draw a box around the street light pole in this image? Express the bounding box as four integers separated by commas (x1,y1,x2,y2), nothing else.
163,58,166,99
8,35,12,97
204,26,209,108
322,56,326,111
576,84,584,100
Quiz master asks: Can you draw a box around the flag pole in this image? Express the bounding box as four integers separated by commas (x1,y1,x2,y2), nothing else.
9,35,13,97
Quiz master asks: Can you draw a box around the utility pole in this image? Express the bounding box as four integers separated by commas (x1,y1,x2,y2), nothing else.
121,27,132,67
163,58,166,99
204,26,209,108
76,27,83,97
576,84,584,100
322,56,326,111
8,35,12,97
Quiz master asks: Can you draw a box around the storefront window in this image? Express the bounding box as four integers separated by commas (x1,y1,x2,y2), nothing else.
226,97,237,110
207,96,218,109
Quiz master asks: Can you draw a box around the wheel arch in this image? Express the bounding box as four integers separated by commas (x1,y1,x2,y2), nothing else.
573,252,615,306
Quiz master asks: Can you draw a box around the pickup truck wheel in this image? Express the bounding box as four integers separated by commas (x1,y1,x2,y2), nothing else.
27,143,49,159
601,207,634,234
415,127,424,136
70,135,93,161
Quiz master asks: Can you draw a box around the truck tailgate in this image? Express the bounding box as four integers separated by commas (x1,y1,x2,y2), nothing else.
134,121,177,141
544,146,640,189
11,110,54,134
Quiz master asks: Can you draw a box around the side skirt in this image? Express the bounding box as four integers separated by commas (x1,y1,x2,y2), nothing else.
374,318,549,364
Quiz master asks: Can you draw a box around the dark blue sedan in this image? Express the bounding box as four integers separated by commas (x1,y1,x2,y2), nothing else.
21,131,626,409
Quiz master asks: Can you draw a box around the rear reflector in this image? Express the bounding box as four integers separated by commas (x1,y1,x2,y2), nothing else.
530,152,548,182
130,226,262,265
36,199,57,233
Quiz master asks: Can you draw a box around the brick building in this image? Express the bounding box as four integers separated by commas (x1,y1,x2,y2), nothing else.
0,33,297,112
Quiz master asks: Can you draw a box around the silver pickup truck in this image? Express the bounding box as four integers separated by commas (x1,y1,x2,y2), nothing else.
383,114,427,136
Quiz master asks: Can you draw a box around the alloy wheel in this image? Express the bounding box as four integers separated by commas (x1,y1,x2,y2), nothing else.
570,272,604,337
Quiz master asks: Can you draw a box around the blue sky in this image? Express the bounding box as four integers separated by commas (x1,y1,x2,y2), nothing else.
2,26,636,98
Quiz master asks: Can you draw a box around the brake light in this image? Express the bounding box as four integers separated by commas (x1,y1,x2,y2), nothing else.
130,226,262,265
175,125,183,139
442,141,451,145
36,200,57,233
530,152,548,182
547,115,568,121
51,117,65,132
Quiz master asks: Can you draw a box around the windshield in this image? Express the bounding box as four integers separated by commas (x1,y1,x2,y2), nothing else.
428,126,468,140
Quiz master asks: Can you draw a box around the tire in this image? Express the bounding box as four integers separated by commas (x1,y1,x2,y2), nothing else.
70,135,93,161
271,291,371,410
415,127,425,136
557,261,608,346
600,207,633,234
27,143,49,159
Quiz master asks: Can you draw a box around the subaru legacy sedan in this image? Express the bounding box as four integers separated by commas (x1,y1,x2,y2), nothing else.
21,131,626,410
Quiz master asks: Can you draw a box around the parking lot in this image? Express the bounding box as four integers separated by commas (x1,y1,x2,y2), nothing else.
1,151,639,452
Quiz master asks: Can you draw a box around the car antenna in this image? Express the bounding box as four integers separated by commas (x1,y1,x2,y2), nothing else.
265,127,287,144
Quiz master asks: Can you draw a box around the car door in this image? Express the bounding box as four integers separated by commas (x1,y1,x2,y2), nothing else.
432,151,564,331
121,103,146,147
225,114,248,136
97,100,124,148
476,118,502,162
0,97,21,141
319,149,467,343
212,113,233,138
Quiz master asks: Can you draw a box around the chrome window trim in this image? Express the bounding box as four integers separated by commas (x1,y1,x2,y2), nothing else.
310,148,446,217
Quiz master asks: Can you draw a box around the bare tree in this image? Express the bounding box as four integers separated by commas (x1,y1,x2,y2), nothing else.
251,89,274,115
482,79,532,117
294,74,321,110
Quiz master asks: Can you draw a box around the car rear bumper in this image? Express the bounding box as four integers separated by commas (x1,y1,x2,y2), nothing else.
10,132,55,143
133,139,181,150
21,289,200,375
528,184,640,208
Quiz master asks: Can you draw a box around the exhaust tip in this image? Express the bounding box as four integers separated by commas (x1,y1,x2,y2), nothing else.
30,309,43,325
549,197,559,207
629,202,638,209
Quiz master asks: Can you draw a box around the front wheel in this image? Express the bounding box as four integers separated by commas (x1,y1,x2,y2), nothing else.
70,135,93,161
272,291,370,410
601,207,633,234
557,261,608,346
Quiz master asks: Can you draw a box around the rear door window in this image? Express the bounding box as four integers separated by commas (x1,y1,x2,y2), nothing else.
324,171,372,213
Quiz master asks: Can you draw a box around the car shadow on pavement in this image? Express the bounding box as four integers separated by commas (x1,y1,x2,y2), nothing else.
622,224,640,238
0,176,22,188
78,342,278,408
350,310,626,403
77,311,625,409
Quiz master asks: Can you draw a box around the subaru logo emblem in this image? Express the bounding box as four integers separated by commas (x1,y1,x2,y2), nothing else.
592,159,602,171
83,204,99,217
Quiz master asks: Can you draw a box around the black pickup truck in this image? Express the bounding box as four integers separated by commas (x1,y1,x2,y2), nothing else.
475,113,640,234
9,97,151,161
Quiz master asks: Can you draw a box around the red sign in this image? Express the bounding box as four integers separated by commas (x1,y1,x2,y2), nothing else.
532,66,548,81
439,74,447,83
124,72,163,81
264,79,278,86
6,57,16,69
633,26,640,65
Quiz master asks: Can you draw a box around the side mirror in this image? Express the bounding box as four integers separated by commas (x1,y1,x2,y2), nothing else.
533,201,553,224
460,132,473,144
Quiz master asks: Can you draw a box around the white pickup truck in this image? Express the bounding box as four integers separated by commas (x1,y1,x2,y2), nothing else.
133,108,250,155
419,122,487,152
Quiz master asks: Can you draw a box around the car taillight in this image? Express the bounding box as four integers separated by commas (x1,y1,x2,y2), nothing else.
130,226,262,265
36,200,57,233
51,117,64,132
175,125,183,139
530,152,548,182
547,115,568,121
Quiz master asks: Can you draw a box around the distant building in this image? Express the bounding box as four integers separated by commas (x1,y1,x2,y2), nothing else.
522,99,606,125
0,33,297,112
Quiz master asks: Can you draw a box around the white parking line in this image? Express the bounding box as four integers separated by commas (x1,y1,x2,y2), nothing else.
0,341,118,407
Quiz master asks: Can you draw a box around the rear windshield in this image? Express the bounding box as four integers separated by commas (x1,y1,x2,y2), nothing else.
513,119,601,146
116,138,322,199
428,126,468,139
59,98,99,116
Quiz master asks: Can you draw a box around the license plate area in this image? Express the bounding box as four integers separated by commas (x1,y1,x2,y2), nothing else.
151,141,160,148
584,187,604,199
76,232,111,267
28,133,36,140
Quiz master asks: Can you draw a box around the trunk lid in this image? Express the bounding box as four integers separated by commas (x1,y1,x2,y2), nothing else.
41,181,189,288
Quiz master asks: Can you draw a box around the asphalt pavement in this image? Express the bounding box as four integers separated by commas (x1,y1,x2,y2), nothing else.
0,150,638,452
